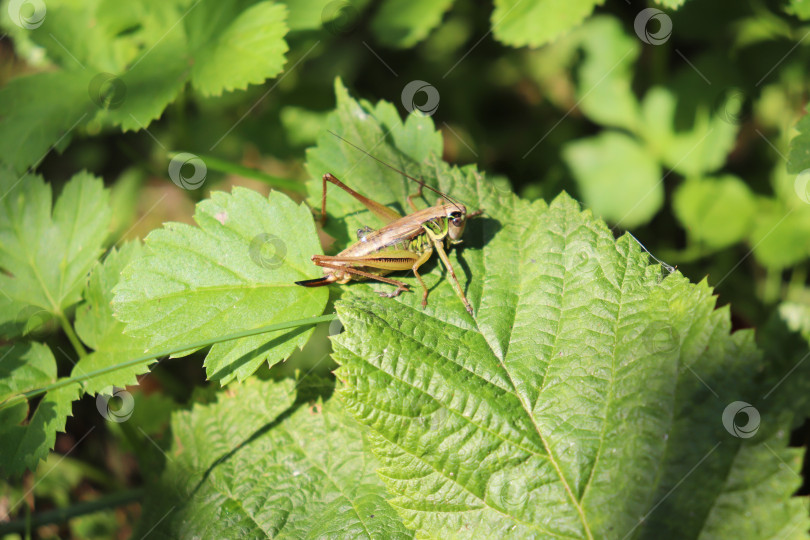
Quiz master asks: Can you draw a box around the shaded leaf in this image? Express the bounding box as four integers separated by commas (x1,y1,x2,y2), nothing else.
0,344,78,478
138,378,413,538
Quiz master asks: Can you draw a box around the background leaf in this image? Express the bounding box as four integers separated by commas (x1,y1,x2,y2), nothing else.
112,189,328,384
0,344,78,478
563,131,662,227
491,0,605,48
138,378,413,538
73,242,153,394
371,0,455,48
0,168,111,316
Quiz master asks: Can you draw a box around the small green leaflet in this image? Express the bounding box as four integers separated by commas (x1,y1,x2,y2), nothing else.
0,343,78,478
0,168,112,322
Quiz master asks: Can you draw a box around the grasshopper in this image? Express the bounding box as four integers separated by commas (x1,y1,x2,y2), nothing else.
295,133,481,315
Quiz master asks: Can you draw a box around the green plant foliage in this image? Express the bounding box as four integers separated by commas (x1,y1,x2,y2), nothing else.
786,0,810,21
563,131,662,227
492,0,605,48
0,168,111,322
138,378,412,538
572,17,640,132
112,189,329,384
0,343,78,478
750,200,810,270
788,110,810,174
72,242,153,395
371,0,455,48
639,88,739,179
673,175,757,249
3,0,810,535
312,87,807,538
0,0,290,173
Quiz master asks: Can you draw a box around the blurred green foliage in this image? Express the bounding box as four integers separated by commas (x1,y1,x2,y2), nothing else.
2,0,810,536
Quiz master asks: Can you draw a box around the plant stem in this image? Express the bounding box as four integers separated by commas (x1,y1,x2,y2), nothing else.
0,313,337,410
171,152,307,193
57,313,87,358
0,489,143,535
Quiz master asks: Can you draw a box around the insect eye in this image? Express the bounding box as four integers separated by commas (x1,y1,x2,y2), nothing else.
452,217,463,227
449,211,462,219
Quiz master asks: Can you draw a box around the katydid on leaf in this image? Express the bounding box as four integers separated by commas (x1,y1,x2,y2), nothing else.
295,132,482,315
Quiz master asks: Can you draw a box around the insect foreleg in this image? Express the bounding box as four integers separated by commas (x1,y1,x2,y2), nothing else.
422,225,474,315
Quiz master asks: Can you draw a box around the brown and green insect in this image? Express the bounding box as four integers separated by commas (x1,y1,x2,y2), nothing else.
295,133,482,315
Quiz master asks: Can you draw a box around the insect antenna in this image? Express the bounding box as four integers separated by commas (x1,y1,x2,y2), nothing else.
326,130,465,212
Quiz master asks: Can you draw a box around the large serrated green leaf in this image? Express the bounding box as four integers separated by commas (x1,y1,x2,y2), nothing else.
138,378,413,539
332,197,683,537
0,168,112,316
112,189,328,384
303,85,809,538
